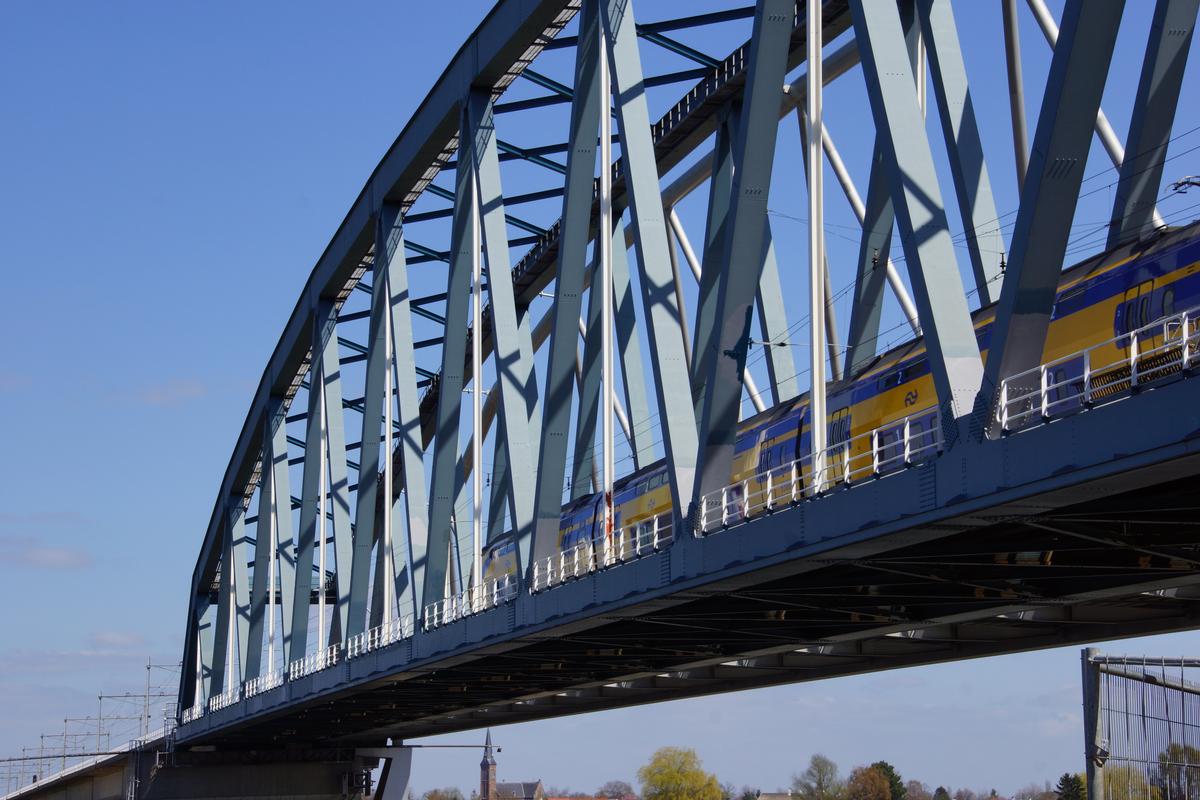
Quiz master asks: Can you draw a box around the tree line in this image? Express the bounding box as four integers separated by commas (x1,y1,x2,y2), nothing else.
412,744,1200,800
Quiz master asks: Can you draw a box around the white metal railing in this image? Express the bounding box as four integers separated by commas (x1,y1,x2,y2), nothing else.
206,684,241,713
347,613,416,657
180,704,202,724
423,574,519,631
696,409,943,535
530,512,676,592
244,667,286,698
997,306,1200,431
287,643,341,681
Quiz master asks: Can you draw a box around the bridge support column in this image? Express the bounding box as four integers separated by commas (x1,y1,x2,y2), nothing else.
142,751,371,800
357,747,413,800
1081,648,1104,800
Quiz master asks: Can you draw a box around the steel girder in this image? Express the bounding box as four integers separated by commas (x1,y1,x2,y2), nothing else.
916,0,1005,306
177,0,1200,726
346,247,392,639
425,120,478,613
378,204,429,625
602,0,701,518
244,406,279,680
466,89,540,546
1107,0,1200,248
529,0,602,574
850,0,983,444
981,0,1126,438
573,243,606,502
178,0,576,711
692,0,795,504
842,2,919,377
207,515,232,698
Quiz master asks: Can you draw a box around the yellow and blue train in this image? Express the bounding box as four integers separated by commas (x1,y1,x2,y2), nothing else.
482,221,1200,582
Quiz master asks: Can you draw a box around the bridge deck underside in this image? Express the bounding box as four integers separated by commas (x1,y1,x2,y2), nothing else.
197,464,1200,748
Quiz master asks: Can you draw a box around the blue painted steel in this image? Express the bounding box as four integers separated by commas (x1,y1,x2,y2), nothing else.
267,398,295,665
691,107,736,417
850,0,983,443
244,428,276,680
917,0,1005,305
425,111,478,612
468,88,539,541
610,220,656,469
529,0,602,574
208,515,232,698
230,503,251,684
981,0,1126,437
603,0,702,515
692,0,795,502
1107,0,1199,248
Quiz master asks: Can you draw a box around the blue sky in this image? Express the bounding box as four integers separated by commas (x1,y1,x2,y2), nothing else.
2,0,1200,795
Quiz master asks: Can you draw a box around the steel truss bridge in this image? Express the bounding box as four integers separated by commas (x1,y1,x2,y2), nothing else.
142,0,1200,774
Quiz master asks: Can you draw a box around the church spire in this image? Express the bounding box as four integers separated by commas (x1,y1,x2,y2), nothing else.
481,729,496,766
480,729,497,800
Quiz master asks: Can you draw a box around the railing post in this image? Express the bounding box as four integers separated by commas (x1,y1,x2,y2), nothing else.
698,497,708,534
721,487,729,526
871,429,880,474
1040,365,1049,418
1130,330,1139,388
652,514,660,548
741,480,749,518
903,418,911,464
790,462,799,502
999,381,1009,430
842,444,850,484
765,472,774,511
1083,349,1092,404
1183,313,1191,369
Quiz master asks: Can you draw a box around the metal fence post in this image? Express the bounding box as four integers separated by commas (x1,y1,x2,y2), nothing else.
1081,647,1104,800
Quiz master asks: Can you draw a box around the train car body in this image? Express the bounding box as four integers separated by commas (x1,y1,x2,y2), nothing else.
479,223,1200,587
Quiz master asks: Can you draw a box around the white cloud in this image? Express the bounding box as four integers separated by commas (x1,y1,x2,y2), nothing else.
0,535,93,569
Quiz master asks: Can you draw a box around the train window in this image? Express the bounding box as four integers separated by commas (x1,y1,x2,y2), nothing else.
1163,286,1176,318
1140,295,1152,327
877,369,905,391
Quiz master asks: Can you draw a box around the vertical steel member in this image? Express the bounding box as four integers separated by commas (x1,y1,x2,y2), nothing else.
808,0,827,494
472,146,484,604
1107,0,1200,248
1002,0,1030,192
1081,648,1104,800
599,17,615,549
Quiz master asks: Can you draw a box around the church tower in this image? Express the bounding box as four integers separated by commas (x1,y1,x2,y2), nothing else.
480,730,497,800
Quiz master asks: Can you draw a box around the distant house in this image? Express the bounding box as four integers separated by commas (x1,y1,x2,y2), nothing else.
495,782,546,800
478,731,546,800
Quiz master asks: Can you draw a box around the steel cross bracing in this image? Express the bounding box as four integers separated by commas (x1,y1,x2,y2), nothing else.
176,0,1200,747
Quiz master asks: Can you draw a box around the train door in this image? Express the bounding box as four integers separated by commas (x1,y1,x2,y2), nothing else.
827,407,851,482
1122,280,1156,354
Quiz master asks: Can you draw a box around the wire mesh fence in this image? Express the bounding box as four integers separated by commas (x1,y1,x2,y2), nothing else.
1088,652,1200,800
